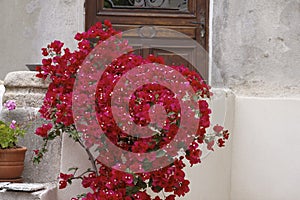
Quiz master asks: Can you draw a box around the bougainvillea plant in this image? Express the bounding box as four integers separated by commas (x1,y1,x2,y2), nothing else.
33,20,229,200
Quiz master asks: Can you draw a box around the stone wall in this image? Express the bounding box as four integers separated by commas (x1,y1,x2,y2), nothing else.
0,71,61,183
212,0,300,97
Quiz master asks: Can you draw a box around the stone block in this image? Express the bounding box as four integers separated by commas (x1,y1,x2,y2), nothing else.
1,71,61,183
2,71,49,108
4,71,49,89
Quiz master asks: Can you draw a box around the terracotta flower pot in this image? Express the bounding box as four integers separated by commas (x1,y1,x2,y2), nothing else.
0,146,27,180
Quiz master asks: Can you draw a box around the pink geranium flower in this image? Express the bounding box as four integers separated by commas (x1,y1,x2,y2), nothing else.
9,120,16,129
4,100,16,110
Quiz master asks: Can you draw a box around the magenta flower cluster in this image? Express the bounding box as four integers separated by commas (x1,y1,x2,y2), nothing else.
33,20,230,200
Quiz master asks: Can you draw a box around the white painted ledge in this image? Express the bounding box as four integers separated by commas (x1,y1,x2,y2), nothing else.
0,182,57,200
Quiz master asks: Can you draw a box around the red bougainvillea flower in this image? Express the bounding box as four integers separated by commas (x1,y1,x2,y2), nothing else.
59,173,74,189
217,138,226,147
35,123,52,138
213,124,224,133
33,149,39,155
34,20,230,200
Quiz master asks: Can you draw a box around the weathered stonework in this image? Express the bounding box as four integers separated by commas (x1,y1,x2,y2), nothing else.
0,71,61,184
212,0,300,97
3,71,49,107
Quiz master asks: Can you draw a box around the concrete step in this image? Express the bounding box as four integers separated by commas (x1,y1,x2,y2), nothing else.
0,182,57,200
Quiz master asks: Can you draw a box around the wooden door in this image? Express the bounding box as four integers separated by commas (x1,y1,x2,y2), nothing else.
86,0,209,80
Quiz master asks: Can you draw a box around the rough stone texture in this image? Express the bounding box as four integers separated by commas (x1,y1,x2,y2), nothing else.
1,71,61,183
0,182,57,200
4,71,49,89
0,0,85,80
212,0,300,97
3,71,49,107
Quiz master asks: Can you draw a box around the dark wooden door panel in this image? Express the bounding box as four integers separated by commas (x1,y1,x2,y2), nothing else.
86,0,209,80
112,25,197,39
151,48,195,66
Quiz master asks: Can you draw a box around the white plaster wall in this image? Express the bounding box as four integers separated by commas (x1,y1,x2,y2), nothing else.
231,97,300,200
58,95,300,200
58,134,91,200
0,0,85,80
212,0,300,97
57,89,235,200
212,0,300,199
182,89,235,200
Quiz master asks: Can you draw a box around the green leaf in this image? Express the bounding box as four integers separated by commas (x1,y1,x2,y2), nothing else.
176,119,181,127
77,193,87,198
142,159,152,171
125,168,133,174
194,109,201,119
182,91,190,101
133,176,139,185
148,178,153,187
133,176,147,190
167,112,176,117
152,186,163,193
156,150,166,158
68,167,78,172
0,121,21,148
136,179,147,189
126,186,140,196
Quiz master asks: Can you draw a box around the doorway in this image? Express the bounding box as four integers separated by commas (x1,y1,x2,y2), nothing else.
85,0,209,80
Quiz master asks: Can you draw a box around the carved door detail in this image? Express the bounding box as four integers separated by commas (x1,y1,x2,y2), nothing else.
86,0,209,80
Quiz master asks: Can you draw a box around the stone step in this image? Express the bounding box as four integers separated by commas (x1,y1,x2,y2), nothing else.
0,182,57,200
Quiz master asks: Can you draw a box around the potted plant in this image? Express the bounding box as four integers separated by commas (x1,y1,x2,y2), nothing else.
33,20,230,199
0,100,27,182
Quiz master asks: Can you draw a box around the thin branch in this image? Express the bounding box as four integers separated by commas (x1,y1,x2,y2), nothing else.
71,169,95,181
77,139,99,176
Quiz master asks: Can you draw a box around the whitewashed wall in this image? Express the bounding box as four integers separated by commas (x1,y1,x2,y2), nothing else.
0,0,85,80
212,0,300,97
57,89,235,200
212,0,300,199
231,97,300,200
